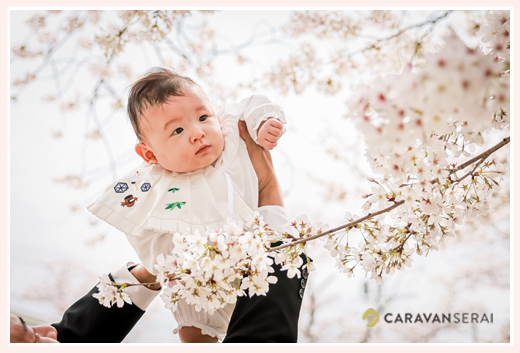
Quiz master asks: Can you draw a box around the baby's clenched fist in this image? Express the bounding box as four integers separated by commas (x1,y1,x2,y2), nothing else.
257,118,283,150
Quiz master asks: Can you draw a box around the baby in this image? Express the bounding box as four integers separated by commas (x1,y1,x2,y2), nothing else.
88,67,287,342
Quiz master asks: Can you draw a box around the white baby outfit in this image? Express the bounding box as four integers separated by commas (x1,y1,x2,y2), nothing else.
88,95,286,340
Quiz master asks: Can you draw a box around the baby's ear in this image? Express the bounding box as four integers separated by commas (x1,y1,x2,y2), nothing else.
135,143,158,164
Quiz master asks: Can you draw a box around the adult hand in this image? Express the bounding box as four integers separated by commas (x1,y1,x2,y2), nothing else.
10,314,59,343
238,120,284,207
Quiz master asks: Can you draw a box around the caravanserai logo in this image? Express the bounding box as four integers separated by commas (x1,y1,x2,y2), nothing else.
363,309,494,328
384,312,494,324
362,308,380,327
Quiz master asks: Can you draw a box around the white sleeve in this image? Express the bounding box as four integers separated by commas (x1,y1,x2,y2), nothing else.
110,262,160,311
238,95,287,144
124,229,175,276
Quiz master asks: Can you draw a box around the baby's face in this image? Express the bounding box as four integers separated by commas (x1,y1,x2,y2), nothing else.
139,84,224,173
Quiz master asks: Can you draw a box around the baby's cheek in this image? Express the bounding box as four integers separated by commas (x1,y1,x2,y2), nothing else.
216,133,225,153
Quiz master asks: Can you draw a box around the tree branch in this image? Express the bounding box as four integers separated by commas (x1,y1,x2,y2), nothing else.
378,10,453,44
344,11,453,60
448,136,510,175
268,200,405,252
452,158,484,185
269,135,510,253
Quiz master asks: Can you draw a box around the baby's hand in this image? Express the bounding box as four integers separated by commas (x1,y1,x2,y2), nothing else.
257,118,283,150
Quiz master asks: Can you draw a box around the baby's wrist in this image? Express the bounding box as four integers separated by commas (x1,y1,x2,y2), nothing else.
258,117,275,131
130,264,161,290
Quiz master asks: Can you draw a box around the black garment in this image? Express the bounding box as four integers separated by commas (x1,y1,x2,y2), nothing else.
51,274,146,343
223,260,309,343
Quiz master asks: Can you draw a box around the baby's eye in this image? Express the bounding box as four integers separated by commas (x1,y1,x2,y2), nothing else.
172,127,183,135
199,115,207,122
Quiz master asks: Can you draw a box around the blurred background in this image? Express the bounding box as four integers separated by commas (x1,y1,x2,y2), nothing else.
9,9,510,342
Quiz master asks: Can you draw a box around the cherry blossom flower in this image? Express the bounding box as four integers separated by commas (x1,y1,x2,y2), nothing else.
93,274,132,308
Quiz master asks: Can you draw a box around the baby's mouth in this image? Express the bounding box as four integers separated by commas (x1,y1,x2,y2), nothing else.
196,144,211,154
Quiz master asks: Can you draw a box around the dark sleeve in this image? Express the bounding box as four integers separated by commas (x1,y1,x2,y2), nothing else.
223,255,310,343
51,274,145,343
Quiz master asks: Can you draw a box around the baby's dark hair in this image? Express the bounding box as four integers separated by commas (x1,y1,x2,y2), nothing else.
127,67,195,141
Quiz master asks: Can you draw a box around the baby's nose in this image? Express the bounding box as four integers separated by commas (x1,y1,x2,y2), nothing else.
191,129,205,142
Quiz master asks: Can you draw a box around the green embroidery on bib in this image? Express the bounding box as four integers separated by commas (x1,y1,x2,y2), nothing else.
168,188,180,193
165,201,186,210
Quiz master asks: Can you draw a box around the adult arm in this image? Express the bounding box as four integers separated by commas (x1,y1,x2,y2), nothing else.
51,263,159,343
223,122,308,343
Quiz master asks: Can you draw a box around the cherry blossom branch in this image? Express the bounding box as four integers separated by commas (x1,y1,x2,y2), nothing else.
268,200,405,252
269,135,510,253
344,11,453,60
378,11,453,44
111,277,182,290
394,227,413,254
447,136,509,185
115,282,161,289
448,136,510,175
454,160,485,185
